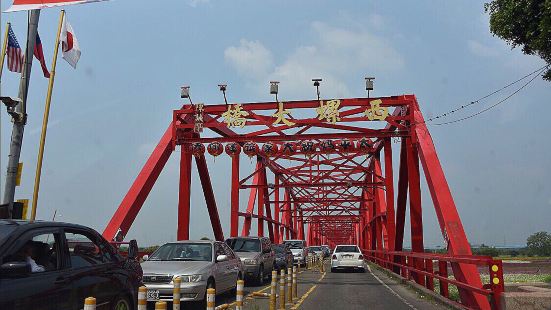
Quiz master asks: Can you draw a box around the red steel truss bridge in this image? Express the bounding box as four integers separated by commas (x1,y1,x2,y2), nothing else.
104,94,505,309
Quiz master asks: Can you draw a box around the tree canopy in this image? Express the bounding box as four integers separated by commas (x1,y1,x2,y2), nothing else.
485,0,551,80
526,231,551,256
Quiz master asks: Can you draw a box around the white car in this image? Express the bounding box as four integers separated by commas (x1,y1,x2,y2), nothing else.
330,245,366,272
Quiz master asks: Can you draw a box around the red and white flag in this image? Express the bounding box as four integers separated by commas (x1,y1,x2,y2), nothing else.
5,0,108,12
60,16,81,69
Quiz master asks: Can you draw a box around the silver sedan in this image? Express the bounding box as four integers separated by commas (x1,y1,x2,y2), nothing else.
141,240,243,303
330,245,366,272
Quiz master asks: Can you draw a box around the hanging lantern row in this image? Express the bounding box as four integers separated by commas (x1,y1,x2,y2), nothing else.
188,138,374,158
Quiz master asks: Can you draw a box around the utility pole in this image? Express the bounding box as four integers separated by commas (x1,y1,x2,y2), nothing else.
3,10,40,217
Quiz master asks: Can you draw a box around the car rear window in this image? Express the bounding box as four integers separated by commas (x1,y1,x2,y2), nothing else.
283,241,304,248
226,239,260,252
335,246,359,253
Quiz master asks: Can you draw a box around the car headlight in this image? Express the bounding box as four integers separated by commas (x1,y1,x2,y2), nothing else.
244,258,258,265
178,274,203,282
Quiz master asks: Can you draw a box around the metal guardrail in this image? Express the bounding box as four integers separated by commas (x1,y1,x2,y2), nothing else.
363,249,505,310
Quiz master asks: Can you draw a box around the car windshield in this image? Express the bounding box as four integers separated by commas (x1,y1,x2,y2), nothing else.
0,225,16,244
284,241,304,249
149,243,212,261
226,239,260,252
335,246,359,253
309,246,322,251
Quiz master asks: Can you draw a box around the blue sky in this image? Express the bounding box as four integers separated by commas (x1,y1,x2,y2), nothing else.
1,0,549,247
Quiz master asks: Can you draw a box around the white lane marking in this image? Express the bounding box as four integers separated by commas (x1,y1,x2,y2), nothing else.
367,264,418,310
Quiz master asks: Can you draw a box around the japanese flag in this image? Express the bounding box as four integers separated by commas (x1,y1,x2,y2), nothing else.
60,16,81,69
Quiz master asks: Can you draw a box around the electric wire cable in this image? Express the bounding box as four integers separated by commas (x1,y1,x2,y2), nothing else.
431,65,547,126
421,64,549,125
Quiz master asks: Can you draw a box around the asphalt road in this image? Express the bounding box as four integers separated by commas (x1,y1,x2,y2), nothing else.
298,264,448,310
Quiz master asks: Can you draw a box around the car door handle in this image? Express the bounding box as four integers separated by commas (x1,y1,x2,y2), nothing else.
54,276,70,285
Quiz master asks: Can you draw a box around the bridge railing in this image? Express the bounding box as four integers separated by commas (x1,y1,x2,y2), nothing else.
362,249,504,310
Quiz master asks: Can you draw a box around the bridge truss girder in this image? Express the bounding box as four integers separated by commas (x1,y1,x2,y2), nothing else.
103,94,491,309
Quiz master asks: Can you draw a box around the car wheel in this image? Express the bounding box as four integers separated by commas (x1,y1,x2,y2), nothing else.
331,268,336,273
257,265,264,285
111,295,131,310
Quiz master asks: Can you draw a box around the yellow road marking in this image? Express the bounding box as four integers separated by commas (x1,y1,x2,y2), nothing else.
290,272,326,310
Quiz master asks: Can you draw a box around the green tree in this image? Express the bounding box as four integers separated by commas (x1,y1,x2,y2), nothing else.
526,231,551,256
485,0,551,80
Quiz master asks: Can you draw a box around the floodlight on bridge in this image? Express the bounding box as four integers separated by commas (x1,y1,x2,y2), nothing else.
312,78,322,100
218,84,228,105
365,77,375,98
270,81,279,101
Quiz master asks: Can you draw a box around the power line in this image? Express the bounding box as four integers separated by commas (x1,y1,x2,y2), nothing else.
431,65,547,126
422,64,549,124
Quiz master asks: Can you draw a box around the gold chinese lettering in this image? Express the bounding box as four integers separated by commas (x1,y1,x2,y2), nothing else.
272,102,295,126
194,103,204,133
316,99,341,124
222,104,249,128
364,99,389,121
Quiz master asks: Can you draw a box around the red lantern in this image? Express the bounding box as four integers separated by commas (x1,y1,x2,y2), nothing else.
281,142,297,155
357,138,372,153
190,142,205,157
207,142,224,157
243,141,259,158
337,139,355,152
225,142,241,157
300,140,316,157
320,140,336,153
261,142,278,157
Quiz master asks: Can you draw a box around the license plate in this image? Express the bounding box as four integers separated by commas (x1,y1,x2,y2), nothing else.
147,290,159,301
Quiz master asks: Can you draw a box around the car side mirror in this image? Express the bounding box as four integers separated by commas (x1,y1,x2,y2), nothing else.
0,262,31,278
216,255,228,262
142,255,149,261
128,239,139,260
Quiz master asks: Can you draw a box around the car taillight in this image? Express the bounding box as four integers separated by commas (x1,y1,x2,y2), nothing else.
332,254,337,260
358,254,363,260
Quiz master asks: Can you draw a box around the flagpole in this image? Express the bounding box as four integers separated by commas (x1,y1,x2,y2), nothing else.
0,22,9,200
30,10,65,221
3,10,40,218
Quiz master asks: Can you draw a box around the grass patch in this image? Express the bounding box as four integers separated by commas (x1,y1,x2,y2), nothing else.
432,274,551,302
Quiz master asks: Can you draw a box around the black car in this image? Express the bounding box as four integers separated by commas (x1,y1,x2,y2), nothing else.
273,244,293,271
0,220,143,310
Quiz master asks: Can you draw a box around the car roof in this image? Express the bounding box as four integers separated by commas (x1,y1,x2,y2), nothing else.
0,219,92,231
164,240,217,244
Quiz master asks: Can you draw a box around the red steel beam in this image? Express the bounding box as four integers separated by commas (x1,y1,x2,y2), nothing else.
411,97,489,309
195,154,224,241
177,145,192,240
103,124,174,240
230,155,240,237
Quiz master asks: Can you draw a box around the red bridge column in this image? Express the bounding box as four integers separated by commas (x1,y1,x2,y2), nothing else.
177,144,192,240
230,154,240,237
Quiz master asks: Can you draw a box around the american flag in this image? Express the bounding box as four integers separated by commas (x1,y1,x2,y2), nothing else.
7,24,24,73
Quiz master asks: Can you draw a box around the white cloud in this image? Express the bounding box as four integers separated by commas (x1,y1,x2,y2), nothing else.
224,21,405,99
224,39,274,78
468,40,499,57
186,0,210,7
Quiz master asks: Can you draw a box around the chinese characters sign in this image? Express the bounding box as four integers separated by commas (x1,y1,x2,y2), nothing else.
217,99,389,129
